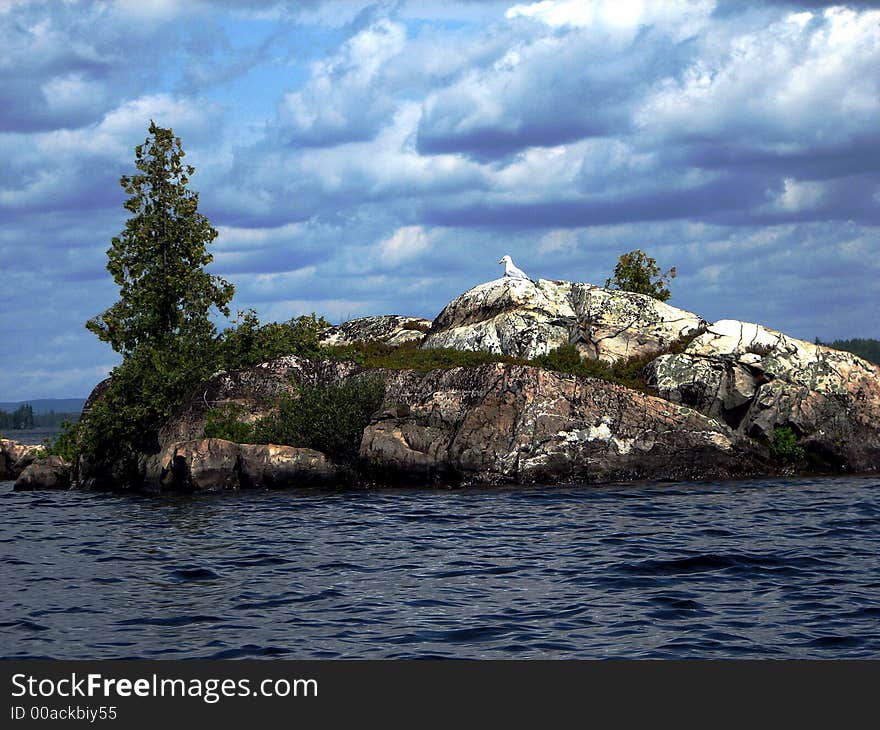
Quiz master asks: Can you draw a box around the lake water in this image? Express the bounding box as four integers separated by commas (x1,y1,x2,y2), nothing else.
2,476,879,659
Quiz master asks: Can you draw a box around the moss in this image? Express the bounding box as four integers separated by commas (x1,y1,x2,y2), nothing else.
769,426,805,463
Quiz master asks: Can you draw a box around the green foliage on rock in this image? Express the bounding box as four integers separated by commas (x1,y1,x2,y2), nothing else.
605,249,676,302
322,340,528,372
255,377,386,463
41,420,80,463
769,426,805,463
531,344,655,392
80,122,234,473
204,376,385,464
203,403,256,443
217,310,330,371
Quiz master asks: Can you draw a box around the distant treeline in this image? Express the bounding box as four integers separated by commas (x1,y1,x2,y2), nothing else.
0,404,80,430
819,338,880,365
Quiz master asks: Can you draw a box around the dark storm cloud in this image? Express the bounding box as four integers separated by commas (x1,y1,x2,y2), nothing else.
423,172,777,228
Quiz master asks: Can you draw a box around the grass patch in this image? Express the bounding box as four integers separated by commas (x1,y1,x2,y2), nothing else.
320,340,529,372
320,331,703,391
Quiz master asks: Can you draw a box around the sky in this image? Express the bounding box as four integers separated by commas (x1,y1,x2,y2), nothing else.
1,0,879,400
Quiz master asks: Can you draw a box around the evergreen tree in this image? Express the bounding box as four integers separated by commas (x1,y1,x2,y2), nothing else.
11,404,34,429
81,122,234,474
87,121,233,356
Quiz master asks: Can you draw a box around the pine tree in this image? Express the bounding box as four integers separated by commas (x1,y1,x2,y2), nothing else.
87,121,233,355
81,122,234,476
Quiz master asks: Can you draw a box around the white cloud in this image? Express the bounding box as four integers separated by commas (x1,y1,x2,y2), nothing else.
538,229,578,255
278,18,406,145
505,0,713,41
378,225,433,265
637,7,880,145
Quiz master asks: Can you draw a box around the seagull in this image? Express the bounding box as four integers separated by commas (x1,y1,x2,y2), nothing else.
498,254,531,281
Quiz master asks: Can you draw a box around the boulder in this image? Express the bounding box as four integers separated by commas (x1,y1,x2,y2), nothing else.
1,439,45,481
422,277,705,363
14,456,72,491
319,315,431,348
143,438,337,492
362,363,764,485
644,319,880,470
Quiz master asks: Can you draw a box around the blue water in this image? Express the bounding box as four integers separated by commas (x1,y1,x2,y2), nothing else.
2,476,879,659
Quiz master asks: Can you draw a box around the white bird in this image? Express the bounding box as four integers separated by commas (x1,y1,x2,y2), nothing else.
498,254,531,281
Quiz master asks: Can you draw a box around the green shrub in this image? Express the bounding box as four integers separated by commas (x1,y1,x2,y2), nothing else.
605,249,677,302
255,376,386,463
770,426,805,463
322,340,528,372
41,420,80,462
530,344,655,392
203,404,256,443
217,310,331,371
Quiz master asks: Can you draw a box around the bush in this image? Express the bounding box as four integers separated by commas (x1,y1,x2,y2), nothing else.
770,426,805,463
530,344,657,392
203,404,256,443
41,420,80,462
605,249,676,302
322,340,528,372
254,376,386,463
217,310,330,371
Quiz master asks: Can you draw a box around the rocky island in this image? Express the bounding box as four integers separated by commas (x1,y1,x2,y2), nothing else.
8,277,880,492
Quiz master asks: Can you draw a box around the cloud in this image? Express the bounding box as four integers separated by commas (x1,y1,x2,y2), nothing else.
278,17,406,146
377,225,434,265
3,0,880,401
538,229,579,254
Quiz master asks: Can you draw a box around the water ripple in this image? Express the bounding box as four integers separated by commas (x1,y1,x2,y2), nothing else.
1,475,880,658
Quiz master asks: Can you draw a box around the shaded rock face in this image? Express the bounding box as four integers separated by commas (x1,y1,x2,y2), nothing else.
143,439,337,492
136,356,768,489
645,320,880,470
79,357,362,491
422,277,705,363
160,356,361,446
14,456,72,491
1,439,45,481
363,363,763,485
319,315,431,348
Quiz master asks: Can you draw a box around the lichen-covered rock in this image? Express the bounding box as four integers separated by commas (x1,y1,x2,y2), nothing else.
14,456,72,491
143,438,338,492
644,319,880,471
319,315,431,348
362,363,763,485
1,439,45,480
422,277,705,363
